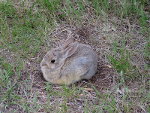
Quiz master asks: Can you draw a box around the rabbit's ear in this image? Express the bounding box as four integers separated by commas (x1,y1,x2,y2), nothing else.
57,39,65,47
63,42,78,58
66,38,74,44
63,38,75,48
56,38,74,49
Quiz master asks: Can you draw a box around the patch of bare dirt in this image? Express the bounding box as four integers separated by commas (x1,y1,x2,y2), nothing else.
47,24,117,89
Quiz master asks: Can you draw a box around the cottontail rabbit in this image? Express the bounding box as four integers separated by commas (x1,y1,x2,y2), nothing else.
40,38,98,85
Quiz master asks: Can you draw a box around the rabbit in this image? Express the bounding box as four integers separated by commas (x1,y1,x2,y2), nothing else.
40,38,98,85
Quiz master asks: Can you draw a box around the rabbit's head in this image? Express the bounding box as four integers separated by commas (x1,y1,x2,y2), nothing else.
40,38,79,80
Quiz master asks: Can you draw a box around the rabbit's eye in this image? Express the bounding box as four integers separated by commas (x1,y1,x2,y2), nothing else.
51,59,55,63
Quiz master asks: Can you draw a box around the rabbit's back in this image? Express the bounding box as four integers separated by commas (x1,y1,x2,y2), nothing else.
60,43,97,83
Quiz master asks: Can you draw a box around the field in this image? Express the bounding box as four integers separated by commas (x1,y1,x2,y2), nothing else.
0,0,150,113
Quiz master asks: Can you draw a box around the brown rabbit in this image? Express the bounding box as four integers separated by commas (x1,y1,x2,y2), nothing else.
40,38,98,85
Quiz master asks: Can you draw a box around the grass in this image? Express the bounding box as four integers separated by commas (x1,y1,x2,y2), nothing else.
108,40,143,82
0,0,149,112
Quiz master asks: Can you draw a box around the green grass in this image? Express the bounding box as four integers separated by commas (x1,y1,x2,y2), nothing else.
0,0,149,112
0,1,51,58
0,57,22,111
91,0,149,33
108,40,140,81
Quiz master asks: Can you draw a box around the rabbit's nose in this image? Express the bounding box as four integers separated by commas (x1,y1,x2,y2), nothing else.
41,62,47,67
41,62,50,68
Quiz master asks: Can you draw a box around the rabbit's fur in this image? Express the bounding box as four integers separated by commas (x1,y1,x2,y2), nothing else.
40,38,98,85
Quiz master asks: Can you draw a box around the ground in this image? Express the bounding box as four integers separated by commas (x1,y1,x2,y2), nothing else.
0,0,150,113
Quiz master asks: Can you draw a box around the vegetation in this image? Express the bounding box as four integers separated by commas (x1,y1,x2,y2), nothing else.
0,0,149,112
